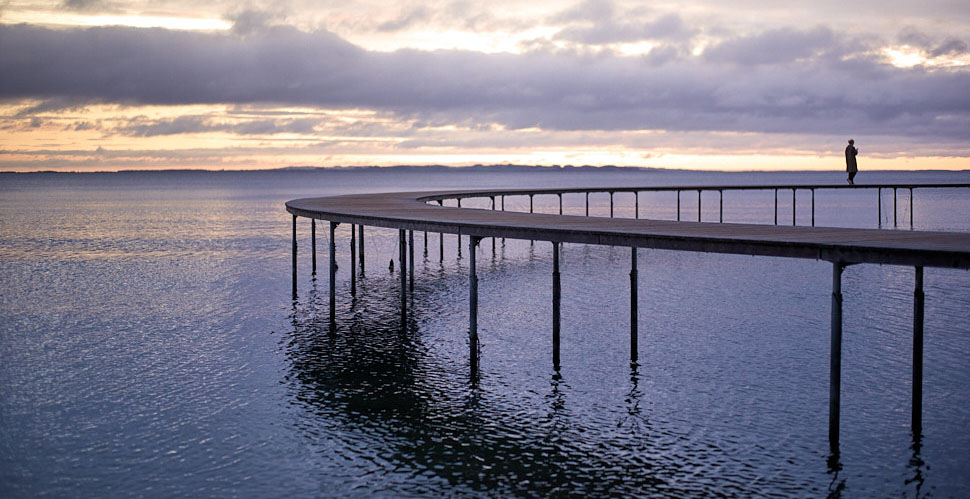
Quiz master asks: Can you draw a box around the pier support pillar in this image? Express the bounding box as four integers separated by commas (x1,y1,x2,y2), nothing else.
469,236,481,371
552,241,561,369
913,266,925,436
830,262,845,450
399,229,407,327
630,247,638,363
291,215,297,299
359,225,365,273
350,225,356,296
409,230,414,292
330,222,338,330
311,218,316,275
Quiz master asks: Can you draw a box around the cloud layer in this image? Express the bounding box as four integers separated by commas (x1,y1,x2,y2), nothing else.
2,22,968,142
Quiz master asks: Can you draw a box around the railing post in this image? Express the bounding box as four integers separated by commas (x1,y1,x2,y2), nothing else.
676,190,681,221
792,188,797,226
438,200,444,261
830,262,844,450
913,266,924,437
558,193,563,215
719,190,723,223
894,187,898,228
610,192,614,218
635,191,639,219
630,247,638,363
774,189,778,225
552,241,561,369
697,189,702,222
585,192,589,216
311,218,316,275
457,200,462,258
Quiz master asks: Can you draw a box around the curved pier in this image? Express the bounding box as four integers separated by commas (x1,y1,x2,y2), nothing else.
286,183,970,450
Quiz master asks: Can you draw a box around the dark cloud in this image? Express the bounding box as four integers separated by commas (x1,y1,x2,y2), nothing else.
551,0,694,45
117,115,321,136
704,26,837,65
1,23,968,140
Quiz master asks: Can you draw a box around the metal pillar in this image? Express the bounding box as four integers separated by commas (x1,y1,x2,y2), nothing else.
585,192,589,216
552,241,561,369
630,247,638,363
399,229,407,326
610,192,614,218
358,225,364,273
913,266,924,435
291,215,297,298
830,262,844,449
329,222,337,329
469,236,481,369
719,190,723,223
697,189,702,222
350,225,356,296
774,189,778,225
311,219,316,275
558,193,563,215
676,190,681,221
457,200,462,258
424,231,428,254
910,188,914,228
530,194,534,214
635,192,639,219
408,230,414,292
894,187,898,228
792,189,797,226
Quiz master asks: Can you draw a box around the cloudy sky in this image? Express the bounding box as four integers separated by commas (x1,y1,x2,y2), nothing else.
2,0,969,171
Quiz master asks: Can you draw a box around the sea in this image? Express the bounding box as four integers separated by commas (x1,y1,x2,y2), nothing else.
2,166,969,497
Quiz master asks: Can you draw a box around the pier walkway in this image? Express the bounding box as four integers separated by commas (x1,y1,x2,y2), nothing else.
286,183,970,451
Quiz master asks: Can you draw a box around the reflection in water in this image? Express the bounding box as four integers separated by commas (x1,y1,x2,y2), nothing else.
282,273,709,496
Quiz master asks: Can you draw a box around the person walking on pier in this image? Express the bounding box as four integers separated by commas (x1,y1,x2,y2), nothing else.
845,139,859,184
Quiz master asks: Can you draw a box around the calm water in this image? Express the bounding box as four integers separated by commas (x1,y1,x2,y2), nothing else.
2,167,969,497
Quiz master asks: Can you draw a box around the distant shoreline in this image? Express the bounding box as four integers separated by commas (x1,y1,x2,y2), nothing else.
2,164,968,175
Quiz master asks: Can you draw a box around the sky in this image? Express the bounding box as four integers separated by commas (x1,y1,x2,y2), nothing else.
1,0,969,172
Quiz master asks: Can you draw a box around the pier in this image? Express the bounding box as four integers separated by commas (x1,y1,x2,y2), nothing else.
286,182,970,452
